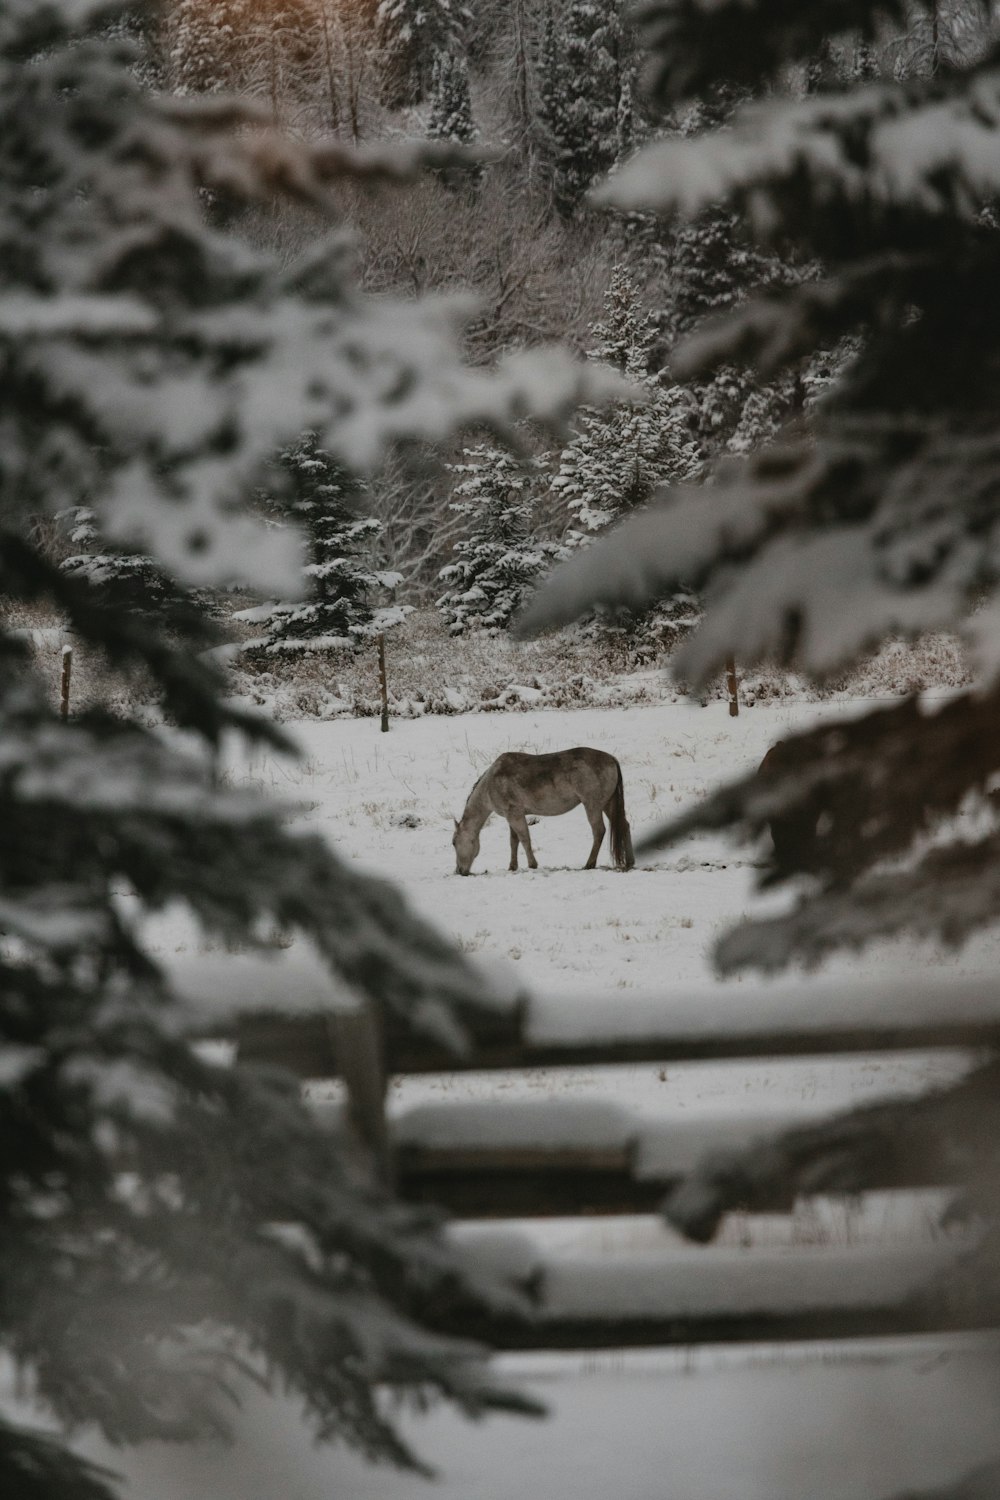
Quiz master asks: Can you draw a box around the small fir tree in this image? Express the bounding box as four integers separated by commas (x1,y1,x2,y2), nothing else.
438,445,555,634
658,89,806,455
59,507,197,623
549,267,702,650
245,434,407,653
165,0,249,93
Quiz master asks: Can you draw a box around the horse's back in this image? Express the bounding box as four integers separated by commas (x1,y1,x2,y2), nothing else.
491,747,618,774
488,747,619,813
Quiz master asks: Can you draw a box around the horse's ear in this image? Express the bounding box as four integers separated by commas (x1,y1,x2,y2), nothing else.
453,817,459,829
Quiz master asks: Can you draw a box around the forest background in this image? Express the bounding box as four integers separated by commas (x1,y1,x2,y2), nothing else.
53,0,977,722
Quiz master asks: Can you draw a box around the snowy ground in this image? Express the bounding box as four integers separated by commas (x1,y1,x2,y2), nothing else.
42,1336,1000,1500
125,696,1000,1496
232,692,1000,998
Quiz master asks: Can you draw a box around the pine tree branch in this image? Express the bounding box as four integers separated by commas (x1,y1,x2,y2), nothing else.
0,533,289,750
635,689,1000,878
599,55,1000,261
635,0,908,104
715,829,1000,975
664,1058,1000,1243
0,1417,120,1500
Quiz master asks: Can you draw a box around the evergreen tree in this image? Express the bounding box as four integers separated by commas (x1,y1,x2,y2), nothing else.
427,50,477,148
59,508,197,623
615,70,636,162
0,4,615,1493
244,434,407,652
658,86,808,454
537,0,625,213
376,0,467,107
521,12,1000,1486
165,0,250,93
552,267,702,534
164,0,339,124
438,445,555,634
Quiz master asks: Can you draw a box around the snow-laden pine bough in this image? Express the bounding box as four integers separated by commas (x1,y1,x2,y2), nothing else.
452,748,635,874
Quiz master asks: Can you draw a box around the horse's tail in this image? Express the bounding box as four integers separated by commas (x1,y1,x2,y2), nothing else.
609,762,635,871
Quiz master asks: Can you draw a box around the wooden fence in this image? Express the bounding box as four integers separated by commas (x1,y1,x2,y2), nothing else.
184,957,1000,1356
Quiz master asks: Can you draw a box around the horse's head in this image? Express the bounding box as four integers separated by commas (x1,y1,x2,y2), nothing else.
452,817,479,876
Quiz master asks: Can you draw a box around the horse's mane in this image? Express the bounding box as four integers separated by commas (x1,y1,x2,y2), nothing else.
464,765,489,803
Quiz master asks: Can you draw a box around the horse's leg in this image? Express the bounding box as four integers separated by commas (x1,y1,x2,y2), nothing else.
583,803,606,869
509,824,519,872
509,812,538,870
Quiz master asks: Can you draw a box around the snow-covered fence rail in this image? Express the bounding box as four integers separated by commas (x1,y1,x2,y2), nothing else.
233,974,1000,1074
173,950,1000,1352
432,1237,978,1351
387,1098,954,1218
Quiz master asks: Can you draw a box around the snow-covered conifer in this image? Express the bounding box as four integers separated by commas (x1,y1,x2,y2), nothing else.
245,434,407,651
438,444,554,633
377,0,467,107
537,0,625,212
60,507,194,622
165,0,247,93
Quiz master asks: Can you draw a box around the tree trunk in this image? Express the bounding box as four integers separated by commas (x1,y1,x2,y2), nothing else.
726,656,739,717
377,632,389,732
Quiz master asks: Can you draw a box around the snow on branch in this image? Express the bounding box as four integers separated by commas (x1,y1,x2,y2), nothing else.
598,64,1000,256
716,828,1000,975
521,406,1000,685
664,1056,1000,1242
669,252,937,381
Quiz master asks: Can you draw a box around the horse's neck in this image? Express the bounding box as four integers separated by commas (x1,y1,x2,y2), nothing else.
461,774,492,829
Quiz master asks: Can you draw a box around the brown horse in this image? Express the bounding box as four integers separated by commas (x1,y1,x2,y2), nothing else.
453,748,635,875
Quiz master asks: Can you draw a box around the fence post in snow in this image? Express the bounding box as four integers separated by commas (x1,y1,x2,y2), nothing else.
725,656,739,717
328,1002,391,1188
60,641,73,720
377,632,389,733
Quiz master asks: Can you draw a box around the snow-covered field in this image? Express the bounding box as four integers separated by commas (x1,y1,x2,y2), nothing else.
234,693,1000,997
119,696,1000,1497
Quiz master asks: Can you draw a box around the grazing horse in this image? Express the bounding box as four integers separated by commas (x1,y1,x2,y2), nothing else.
452,748,635,875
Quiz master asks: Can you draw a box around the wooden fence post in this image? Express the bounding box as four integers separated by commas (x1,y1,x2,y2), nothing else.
328,1002,391,1188
60,642,73,721
377,633,389,733
725,656,739,717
